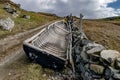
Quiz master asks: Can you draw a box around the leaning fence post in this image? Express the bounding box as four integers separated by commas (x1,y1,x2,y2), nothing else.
79,14,83,33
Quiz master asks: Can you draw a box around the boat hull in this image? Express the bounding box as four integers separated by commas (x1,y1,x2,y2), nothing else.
23,44,66,69
23,21,70,69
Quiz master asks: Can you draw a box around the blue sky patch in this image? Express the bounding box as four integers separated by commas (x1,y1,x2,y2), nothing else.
108,0,120,9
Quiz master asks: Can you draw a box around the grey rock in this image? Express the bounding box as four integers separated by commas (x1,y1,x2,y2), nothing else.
80,46,89,61
86,42,105,54
4,3,17,14
12,13,19,18
100,50,120,66
90,64,104,74
22,15,30,19
115,58,120,69
109,66,119,73
42,74,46,77
0,17,14,31
113,73,120,79
104,67,113,79
109,67,120,79
4,3,10,9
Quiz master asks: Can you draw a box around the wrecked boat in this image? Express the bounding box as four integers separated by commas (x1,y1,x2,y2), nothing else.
23,14,120,80
23,21,72,69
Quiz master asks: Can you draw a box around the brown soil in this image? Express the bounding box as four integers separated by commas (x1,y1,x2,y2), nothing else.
83,20,120,52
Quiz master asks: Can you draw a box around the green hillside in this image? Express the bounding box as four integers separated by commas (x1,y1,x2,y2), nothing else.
0,1,59,38
0,1,60,80
102,16,120,21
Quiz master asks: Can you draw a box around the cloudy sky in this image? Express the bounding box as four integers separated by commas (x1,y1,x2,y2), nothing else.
11,0,120,19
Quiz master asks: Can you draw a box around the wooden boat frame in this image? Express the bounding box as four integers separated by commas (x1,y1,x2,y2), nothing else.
23,21,71,69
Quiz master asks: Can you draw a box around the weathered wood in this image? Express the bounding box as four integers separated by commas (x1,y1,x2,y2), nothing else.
23,21,70,69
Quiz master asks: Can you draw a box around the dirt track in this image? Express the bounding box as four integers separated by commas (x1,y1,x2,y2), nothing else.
0,20,56,62
0,21,55,80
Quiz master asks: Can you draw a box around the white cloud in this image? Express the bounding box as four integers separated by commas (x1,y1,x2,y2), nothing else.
116,9,120,14
11,0,120,19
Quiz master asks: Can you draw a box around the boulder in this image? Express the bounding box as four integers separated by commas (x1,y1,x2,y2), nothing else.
0,17,14,31
6,8,17,14
4,3,17,14
90,64,104,74
22,15,30,19
100,50,120,66
12,12,19,18
4,3,10,10
113,73,120,80
86,42,105,54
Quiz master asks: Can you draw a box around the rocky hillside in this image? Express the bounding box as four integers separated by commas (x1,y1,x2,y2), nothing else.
0,0,20,8
0,0,59,38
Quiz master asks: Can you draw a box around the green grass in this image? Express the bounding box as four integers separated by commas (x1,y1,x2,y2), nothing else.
0,3,13,18
21,64,47,80
3,55,56,80
0,3,59,38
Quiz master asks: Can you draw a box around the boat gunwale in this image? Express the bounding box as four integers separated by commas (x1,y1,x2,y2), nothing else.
23,20,69,61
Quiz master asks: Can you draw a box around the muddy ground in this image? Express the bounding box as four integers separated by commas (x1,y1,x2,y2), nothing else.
0,20,120,80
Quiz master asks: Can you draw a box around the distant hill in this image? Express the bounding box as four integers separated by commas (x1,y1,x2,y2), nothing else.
103,16,120,21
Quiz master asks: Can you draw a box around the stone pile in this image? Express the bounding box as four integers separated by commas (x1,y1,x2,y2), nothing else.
0,17,14,31
42,70,75,80
72,28,120,80
62,14,120,79
41,15,120,80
